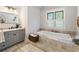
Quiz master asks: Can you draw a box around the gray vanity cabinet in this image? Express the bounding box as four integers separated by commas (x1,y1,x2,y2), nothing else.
0,29,25,51
5,29,25,46
5,30,20,46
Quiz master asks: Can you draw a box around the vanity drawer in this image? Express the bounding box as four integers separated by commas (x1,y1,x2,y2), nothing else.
4,30,19,41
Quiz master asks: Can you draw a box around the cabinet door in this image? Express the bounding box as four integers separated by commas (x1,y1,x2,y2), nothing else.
4,31,12,46
4,30,19,46
10,29,25,43
19,29,25,41
0,42,7,51
11,30,19,42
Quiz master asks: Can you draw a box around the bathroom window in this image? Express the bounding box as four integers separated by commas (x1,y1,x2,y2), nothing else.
47,12,55,27
47,12,55,20
55,11,64,29
47,10,64,29
55,11,64,19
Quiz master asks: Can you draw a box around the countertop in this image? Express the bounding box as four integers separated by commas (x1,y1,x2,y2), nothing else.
0,28,24,32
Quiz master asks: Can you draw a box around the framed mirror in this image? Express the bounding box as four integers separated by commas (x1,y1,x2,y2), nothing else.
0,12,18,24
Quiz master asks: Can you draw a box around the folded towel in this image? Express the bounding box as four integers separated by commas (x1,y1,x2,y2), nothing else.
0,31,5,43
30,34,37,37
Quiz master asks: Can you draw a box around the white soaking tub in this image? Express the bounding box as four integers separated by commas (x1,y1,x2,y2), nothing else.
37,31,74,45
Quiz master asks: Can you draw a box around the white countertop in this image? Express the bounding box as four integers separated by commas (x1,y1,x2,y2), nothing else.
0,28,24,32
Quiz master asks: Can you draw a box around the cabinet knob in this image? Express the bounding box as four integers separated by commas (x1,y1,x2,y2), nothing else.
3,45,5,47
13,34,16,36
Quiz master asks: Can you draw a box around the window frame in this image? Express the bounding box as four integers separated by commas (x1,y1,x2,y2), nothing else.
55,10,64,20
47,12,55,20
47,10,64,30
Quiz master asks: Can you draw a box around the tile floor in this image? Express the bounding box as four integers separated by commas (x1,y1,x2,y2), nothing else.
3,39,44,52
3,37,79,52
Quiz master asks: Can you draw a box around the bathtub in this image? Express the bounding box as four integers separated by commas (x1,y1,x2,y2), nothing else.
37,31,74,45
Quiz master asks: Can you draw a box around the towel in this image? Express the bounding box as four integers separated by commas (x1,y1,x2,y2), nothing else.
30,34,37,37
0,30,5,43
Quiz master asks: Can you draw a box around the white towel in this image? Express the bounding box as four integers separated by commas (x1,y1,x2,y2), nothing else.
30,34,37,37
0,31,5,43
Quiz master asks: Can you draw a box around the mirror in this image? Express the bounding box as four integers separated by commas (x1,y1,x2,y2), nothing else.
0,12,18,24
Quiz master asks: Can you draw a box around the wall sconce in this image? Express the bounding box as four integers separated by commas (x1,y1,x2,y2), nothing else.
5,6,16,10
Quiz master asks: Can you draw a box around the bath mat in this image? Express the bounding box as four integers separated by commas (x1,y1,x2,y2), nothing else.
16,44,43,52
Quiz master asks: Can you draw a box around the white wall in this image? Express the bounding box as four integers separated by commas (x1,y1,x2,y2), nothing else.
40,6,77,32
77,6,79,16
76,6,79,34
28,6,41,34
18,7,28,37
65,6,77,32
19,6,41,37
19,7,28,28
